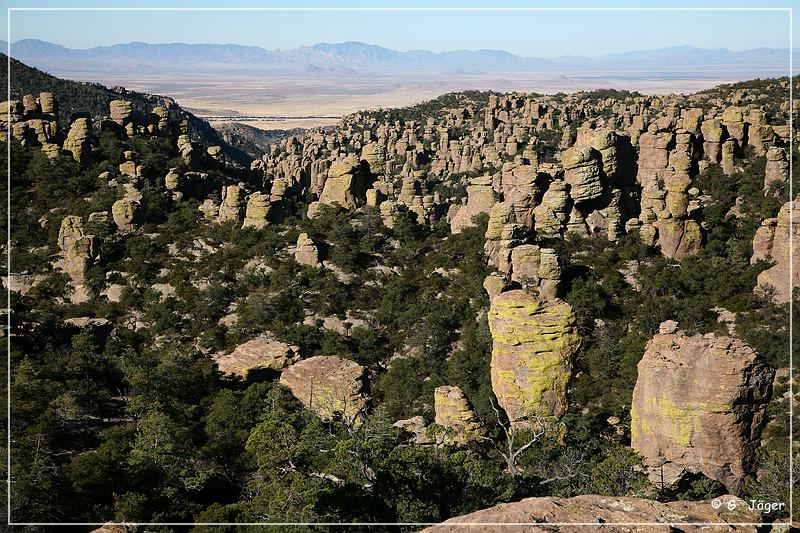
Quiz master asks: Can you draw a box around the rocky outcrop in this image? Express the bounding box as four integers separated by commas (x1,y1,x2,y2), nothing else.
319,154,365,209
433,385,484,446
652,218,703,260
631,323,774,494
294,232,320,266
109,99,134,136
764,147,788,191
394,415,433,445
450,176,497,233
242,192,271,229
218,185,243,223
90,523,136,533
752,197,799,304
214,334,300,377
111,198,140,233
562,145,603,204
63,117,91,163
57,215,98,283
635,129,704,259
500,163,541,227
533,179,569,238
418,494,761,532
360,142,386,174
280,355,368,424
486,287,580,428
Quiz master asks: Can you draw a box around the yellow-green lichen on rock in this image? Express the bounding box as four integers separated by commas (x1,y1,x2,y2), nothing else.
487,288,580,429
433,385,485,446
630,324,774,494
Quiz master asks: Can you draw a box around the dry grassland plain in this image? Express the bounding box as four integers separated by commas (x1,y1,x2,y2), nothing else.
44,67,758,130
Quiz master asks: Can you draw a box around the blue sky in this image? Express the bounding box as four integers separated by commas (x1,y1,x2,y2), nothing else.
2,0,796,57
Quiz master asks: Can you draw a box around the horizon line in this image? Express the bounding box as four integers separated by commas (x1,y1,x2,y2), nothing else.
4,38,798,61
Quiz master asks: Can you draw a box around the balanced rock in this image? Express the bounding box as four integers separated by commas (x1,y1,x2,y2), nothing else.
214,334,300,377
631,326,774,493
111,198,140,233
39,92,56,115
433,385,484,446
280,355,368,424
294,232,320,266
487,288,580,428
562,145,603,204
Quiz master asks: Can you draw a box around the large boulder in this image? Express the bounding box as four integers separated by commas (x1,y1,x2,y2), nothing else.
487,288,580,428
294,232,320,267
111,198,140,233
360,142,386,174
764,146,788,191
63,117,91,163
533,179,569,237
280,355,368,424
433,385,484,446
653,218,703,260
242,192,271,229
562,146,603,204
218,185,243,223
319,154,365,209
109,99,132,125
631,324,774,494
418,494,761,532
214,334,300,377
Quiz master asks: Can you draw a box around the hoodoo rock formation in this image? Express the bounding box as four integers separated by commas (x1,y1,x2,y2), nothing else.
7,58,796,525
751,196,800,304
57,215,98,283
486,286,580,428
294,232,320,266
631,323,774,494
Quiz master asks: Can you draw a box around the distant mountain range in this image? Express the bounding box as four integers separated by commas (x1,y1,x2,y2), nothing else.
3,39,797,75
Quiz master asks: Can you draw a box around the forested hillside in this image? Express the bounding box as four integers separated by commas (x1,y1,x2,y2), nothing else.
4,62,798,529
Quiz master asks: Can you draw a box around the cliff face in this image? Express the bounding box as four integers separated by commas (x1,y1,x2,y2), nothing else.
631,323,774,494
